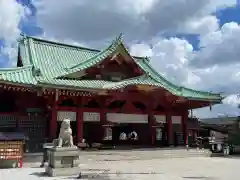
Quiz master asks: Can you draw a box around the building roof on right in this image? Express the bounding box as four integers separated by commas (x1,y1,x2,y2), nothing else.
200,116,240,125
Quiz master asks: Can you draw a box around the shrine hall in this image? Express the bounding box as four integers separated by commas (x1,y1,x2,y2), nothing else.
0,34,223,151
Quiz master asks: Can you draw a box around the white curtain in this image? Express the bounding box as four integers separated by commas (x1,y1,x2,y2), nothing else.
156,128,162,140
103,127,112,140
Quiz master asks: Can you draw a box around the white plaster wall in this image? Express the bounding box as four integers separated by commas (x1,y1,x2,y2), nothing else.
107,113,148,123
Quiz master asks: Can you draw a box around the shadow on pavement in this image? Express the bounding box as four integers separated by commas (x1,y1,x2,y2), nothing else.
29,172,48,177
182,176,217,180
30,169,115,180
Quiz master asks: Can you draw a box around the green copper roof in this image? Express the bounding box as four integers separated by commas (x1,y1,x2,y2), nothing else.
135,58,222,100
0,66,37,85
36,75,221,100
4,35,223,102
19,35,100,78
62,35,129,77
37,75,162,91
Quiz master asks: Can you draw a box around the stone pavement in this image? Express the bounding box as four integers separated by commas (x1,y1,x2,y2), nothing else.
1,150,239,180
23,148,210,163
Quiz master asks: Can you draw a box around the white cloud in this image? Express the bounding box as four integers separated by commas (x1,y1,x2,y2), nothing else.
180,15,219,36
189,21,240,116
131,38,199,87
193,104,240,119
0,0,25,43
39,32,86,47
32,0,240,118
130,44,153,57
0,0,27,66
222,94,240,107
116,0,158,15
183,71,201,86
130,21,240,97
192,22,240,68
129,22,240,117
129,29,240,94
204,0,236,12
33,0,236,42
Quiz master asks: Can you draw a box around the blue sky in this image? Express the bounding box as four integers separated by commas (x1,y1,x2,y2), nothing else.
3,1,240,55
18,0,41,36
1,0,240,118
13,1,240,52
20,2,240,50
216,4,240,25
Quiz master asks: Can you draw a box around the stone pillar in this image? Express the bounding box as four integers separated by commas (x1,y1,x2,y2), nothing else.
50,101,57,140
167,113,173,146
77,108,83,143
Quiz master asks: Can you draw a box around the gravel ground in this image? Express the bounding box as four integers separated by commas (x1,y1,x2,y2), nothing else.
0,151,239,180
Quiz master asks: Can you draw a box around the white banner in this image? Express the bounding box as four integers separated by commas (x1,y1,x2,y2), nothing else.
103,127,112,140
155,115,166,123
156,128,163,140
57,111,76,121
83,112,100,122
107,113,148,123
171,116,182,124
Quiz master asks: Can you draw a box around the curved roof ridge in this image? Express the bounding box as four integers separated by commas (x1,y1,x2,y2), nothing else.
0,65,37,85
69,33,123,70
20,34,100,53
0,65,33,72
137,57,222,97
143,57,179,87
53,34,124,78
102,74,165,90
135,58,180,94
14,34,222,101
181,86,221,96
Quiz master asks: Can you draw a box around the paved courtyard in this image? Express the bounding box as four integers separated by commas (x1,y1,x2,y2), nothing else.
0,150,239,180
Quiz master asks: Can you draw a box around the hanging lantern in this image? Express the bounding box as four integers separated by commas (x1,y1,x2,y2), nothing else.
98,91,108,95
55,89,59,101
96,74,101,79
110,53,118,61
179,96,185,102
36,87,43,96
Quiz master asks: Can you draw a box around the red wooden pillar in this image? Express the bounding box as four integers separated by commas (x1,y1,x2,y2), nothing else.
77,108,83,143
167,113,173,146
100,109,106,140
182,111,188,146
148,111,155,145
99,97,107,140
50,100,57,139
77,97,84,143
147,100,155,146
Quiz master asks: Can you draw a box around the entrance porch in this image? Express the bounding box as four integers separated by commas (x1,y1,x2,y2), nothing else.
0,83,215,153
